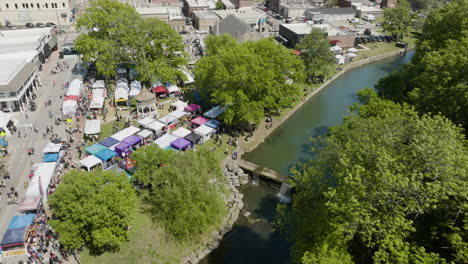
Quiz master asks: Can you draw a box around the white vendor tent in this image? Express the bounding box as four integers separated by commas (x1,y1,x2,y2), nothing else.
172,127,191,138
116,80,129,91
90,96,105,109
330,46,342,52
115,87,129,101
0,111,13,136
79,155,102,171
167,85,180,94
158,115,178,125
129,81,142,97
85,120,101,135
335,55,345,64
168,109,187,119
138,117,156,127
42,142,62,153
146,121,166,135
66,85,82,96
204,106,227,119
69,79,83,91
137,129,153,139
25,162,57,199
171,100,188,111
154,133,178,149
347,48,358,53
62,100,78,115
92,80,105,89
194,125,214,143
347,53,357,58
111,126,140,141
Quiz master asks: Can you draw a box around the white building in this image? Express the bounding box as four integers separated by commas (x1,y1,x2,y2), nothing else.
0,28,57,112
0,0,75,26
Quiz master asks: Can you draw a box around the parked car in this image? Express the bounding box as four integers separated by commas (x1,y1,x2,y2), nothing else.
349,18,360,23
274,14,283,20
45,22,56,27
25,23,35,28
35,22,44,28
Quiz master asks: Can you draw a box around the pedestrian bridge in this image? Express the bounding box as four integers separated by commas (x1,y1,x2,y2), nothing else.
237,159,289,183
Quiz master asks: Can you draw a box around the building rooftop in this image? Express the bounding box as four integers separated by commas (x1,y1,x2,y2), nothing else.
313,24,352,36
194,10,220,20
213,7,266,25
0,59,27,86
352,3,383,12
136,7,170,15
282,23,351,36
186,0,216,9
281,23,313,35
307,7,355,15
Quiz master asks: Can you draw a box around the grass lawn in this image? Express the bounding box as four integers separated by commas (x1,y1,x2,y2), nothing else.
80,199,210,264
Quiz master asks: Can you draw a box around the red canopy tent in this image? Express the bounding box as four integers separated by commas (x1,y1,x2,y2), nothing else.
292,50,301,55
64,95,80,101
154,86,168,95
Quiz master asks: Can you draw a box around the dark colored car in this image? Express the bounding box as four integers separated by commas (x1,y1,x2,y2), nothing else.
179,30,189,35
35,22,44,28
25,23,35,28
45,22,56,27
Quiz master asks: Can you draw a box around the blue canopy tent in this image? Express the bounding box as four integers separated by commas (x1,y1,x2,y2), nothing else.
43,153,59,162
0,228,27,251
99,137,119,148
204,119,221,129
204,105,227,119
0,138,8,147
8,214,35,230
85,143,107,155
95,148,117,161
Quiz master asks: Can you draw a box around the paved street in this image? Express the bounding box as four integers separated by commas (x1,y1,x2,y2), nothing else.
0,32,81,243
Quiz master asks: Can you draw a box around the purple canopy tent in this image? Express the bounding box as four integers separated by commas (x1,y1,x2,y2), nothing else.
115,142,132,157
171,137,191,150
184,104,201,112
122,135,142,146
191,116,209,126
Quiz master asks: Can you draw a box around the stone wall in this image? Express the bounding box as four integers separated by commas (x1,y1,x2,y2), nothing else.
181,161,249,264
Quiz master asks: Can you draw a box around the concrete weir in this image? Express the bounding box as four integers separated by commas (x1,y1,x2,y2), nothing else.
237,158,289,184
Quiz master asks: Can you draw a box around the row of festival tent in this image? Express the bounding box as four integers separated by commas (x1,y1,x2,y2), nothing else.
78,102,227,171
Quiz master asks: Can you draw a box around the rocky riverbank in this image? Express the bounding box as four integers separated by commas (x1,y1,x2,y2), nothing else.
181,161,249,264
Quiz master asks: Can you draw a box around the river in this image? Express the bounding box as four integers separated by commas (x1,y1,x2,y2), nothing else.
200,51,414,264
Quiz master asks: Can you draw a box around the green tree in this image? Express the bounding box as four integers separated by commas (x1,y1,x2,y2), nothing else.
75,0,186,83
295,28,335,82
132,147,228,240
383,0,412,40
204,33,237,56
377,0,468,130
49,170,137,255
215,0,224,10
194,36,305,127
284,90,468,264
131,143,174,185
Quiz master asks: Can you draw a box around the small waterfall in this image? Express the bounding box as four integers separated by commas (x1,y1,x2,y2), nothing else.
252,173,259,185
276,183,292,204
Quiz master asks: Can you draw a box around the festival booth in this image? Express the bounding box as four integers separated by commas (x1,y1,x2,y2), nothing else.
171,137,191,150
64,95,79,102
123,135,142,147
62,100,78,115
114,142,132,158
330,45,342,54
168,109,187,119
129,81,142,97
135,89,158,119
0,214,35,256
115,80,130,106
146,121,166,136
137,129,153,144
184,132,202,146
111,126,140,141
335,55,345,65
184,104,201,113
42,142,62,154
79,155,102,171
158,115,178,131
194,124,215,143
85,143,107,155
154,85,169,98
171,100,188,111
90,96,105,109
25,162,57,201
204,106,227,119
137,117,156,128
191,116,209,128
172,127,191,138
92,80,105,89
167,85,180,97
204,119,221,129
18,197,42,213
67,79,83,95
43,153,59,162
84,120,101,136
95,148,117,169
99,137,119,149
344,53,357,63
347,47,358,53
154,133,178,149
0,111,14,136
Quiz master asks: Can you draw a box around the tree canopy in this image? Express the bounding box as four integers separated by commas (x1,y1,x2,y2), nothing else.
194,35,305,127
75,0,186,83
377,0,468,130
49,170,137,255
283,90,468,264
295,28,336,82
383,0,412,40
131,146,228,240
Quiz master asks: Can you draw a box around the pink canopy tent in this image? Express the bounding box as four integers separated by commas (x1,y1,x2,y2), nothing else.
184,104,201,112
64,95,80,101
191,116,209,126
